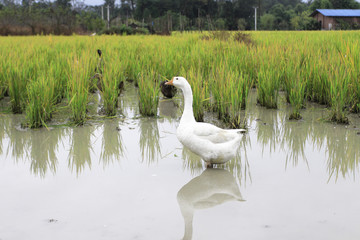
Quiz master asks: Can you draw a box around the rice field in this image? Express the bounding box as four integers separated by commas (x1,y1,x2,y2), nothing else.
0,31,360,128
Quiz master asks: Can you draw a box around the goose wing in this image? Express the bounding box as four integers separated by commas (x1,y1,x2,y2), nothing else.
193,122,242,144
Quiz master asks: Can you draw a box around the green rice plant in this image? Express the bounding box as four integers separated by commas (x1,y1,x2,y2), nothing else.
25,74,56,128
138,69,159,117
99,60,124,116
228,71,251,128
210,63,230,121
283,55,307,120
328,64,350,124
51,53,71,103
0,57,8,100
67,55,92,125
6,60,29,113
182,67,208,122
347,47,360,113
257,57,281,109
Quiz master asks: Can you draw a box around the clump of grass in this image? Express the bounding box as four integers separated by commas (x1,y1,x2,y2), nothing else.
67,55,91,125
7,65,28,113
228,71,251,128
233,32,255,46
183,68,208,122
284,55,307,120
328,65,349,124
201,31,231,41
138,69,159,116
51,54,71,103
210,63,251,127
0,58,8,100
99,62,124,116
257,58,280,109
25,74,55,128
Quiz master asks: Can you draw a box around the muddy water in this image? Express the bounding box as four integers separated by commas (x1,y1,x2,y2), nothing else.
0,88,360,240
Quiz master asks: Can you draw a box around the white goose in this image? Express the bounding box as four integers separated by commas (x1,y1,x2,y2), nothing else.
165,77,245,167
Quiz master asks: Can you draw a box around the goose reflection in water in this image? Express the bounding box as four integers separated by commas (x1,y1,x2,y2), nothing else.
177,168,245,240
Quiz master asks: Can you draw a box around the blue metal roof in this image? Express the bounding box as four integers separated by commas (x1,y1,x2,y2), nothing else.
313,9,360,17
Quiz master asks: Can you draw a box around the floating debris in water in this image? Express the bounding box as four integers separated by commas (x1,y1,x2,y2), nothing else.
48,219,58,223
116,126,121,131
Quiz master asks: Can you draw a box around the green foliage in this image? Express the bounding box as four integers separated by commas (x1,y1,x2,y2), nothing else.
67,55,92,125
138,69,159,117
26,74,55,128
99,60,124,116
99,25,149,35
257,52,281,109
260,14,277,30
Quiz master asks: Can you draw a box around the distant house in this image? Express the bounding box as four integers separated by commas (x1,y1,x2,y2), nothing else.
310,9,360,30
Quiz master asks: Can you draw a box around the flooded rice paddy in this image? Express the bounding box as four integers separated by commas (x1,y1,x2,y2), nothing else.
1,86,360,240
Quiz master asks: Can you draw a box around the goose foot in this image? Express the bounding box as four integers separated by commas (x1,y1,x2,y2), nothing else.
206,162,213,168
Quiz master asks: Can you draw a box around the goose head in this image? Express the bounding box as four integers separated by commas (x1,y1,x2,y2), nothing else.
165,76,188,89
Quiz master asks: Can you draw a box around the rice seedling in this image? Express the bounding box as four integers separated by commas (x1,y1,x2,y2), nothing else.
328,64,350,124
257,57,281,109
67,54,92,125
99,59,124,116
1,31,360,128
283,55,307,120
227,71,251,128
0,57,8,100
182,67,208,122
138,69,159,117
25,74,56,128
6,60,29,114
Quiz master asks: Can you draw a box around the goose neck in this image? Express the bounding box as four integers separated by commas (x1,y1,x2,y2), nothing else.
180,84,196,123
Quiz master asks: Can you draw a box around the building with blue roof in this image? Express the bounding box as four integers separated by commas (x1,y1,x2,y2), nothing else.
310,9,360,30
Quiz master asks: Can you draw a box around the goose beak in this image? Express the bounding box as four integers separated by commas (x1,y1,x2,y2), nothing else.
165,78,174,86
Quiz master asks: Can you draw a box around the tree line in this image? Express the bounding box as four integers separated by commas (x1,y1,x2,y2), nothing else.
0,0,359,35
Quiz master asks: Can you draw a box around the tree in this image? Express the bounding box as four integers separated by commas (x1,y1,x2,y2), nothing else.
260,13,276,30
310,0,333,11
330,0,360,9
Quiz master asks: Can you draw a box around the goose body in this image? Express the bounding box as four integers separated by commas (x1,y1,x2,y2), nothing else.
166,77,245,165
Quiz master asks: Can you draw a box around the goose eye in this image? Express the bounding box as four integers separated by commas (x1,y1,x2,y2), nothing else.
176,78,178,80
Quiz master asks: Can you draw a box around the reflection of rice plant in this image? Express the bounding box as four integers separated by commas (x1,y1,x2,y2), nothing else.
139,118,161,164
29,129,63,177
68,127,93,175
221,135,251,187
181,147,203,176
327,129,360,181
281,120,309,169
100,120,125,166
256,109,282,154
